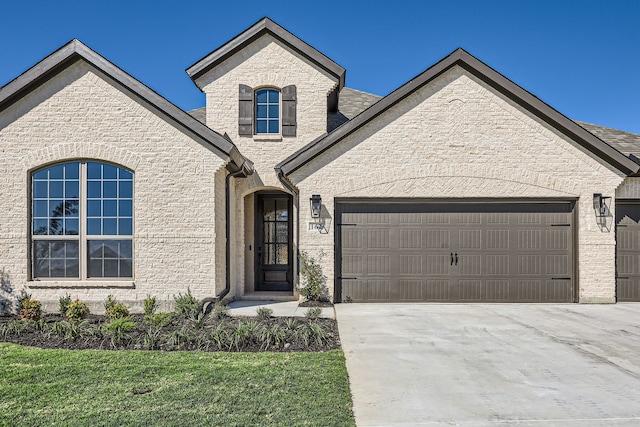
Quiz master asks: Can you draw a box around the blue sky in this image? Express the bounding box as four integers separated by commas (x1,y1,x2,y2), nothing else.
2,0,639,133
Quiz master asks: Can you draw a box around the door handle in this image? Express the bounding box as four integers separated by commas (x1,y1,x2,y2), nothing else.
450,252,454,266
455,253,458,266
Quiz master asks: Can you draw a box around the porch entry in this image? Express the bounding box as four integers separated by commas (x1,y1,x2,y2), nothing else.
255,193,293,292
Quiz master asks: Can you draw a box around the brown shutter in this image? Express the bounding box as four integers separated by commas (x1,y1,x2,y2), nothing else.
238,84,253,135
282,85,297,137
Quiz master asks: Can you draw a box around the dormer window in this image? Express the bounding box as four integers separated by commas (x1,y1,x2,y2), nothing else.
255,89,280,134
239,84,297,137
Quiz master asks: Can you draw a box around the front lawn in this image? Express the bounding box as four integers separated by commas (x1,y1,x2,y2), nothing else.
0,343,355,426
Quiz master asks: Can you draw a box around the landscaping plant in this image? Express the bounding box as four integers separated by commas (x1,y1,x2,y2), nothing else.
65,299,90,322
299,250,329,302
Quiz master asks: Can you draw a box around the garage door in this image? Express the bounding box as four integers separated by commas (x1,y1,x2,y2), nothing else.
336,201,575,303
616,203,640,301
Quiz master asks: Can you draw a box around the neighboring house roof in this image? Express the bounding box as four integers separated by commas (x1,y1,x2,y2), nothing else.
186,17,346,92
277,48,640,176
0,39,251,173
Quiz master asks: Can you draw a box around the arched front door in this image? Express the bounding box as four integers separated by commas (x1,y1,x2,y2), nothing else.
255,192,293,292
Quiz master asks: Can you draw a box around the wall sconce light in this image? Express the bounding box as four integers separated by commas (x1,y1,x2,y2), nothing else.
310,194,322,219
593,193,611,218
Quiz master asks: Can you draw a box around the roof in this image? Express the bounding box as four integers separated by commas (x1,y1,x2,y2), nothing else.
277,48,640,176
186,17,346,91
576,121,640,157
327,87,382,132
0,39,250,173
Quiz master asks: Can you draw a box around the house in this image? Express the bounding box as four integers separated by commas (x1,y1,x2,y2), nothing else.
1,17,640,313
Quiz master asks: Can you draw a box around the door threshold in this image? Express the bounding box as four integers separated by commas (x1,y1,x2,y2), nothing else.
241,292,297,302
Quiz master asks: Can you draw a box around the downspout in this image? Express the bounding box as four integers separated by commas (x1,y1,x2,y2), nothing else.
276,169,300,289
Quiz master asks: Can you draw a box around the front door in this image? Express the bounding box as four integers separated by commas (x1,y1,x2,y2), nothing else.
255,193,293,292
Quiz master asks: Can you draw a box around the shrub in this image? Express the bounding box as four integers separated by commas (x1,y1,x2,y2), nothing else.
50,320,89,340
144,312,173,329
104,295,130,320
59,294,72,316
211,302,230,320
174,288,201,320
299,250,329,302
304,307,322,320
18,297,42,321
144,295,157,316
102,317,136,347
256,306,273,320
65,299,90,322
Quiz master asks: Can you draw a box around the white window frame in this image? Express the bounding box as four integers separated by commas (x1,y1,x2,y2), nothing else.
254,87,281,135
31,161,134,281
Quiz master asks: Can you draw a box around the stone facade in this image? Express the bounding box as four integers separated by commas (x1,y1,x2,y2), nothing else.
0,61,227,312
291,67,626,303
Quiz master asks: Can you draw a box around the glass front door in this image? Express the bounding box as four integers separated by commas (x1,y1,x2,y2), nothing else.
255,194,293,292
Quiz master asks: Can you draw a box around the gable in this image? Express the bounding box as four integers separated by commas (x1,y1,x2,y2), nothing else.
277,48,639,177
0,39,250,173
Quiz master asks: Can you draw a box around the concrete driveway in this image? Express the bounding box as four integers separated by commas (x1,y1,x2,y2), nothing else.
336,304,640,426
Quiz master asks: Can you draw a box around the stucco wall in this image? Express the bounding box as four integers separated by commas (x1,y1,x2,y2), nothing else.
0,61,226,313
292,66,626,303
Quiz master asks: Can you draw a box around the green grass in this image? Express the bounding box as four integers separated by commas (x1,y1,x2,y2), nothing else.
0,343,355,427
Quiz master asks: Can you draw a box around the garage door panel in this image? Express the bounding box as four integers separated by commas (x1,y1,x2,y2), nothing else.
338,202,574,303
616,204,640,301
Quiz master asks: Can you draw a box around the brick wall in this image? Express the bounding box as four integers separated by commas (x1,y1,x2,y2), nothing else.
0,61,227,313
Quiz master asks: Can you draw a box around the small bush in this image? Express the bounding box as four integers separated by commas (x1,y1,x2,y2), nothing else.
256,307,273,320
211,302,230,320
65,299,90,322
174,288,201,320
59,294,72,316
18,297,42,321
299,250,329,302
50,320,89,340
304,307,322,320
144,312,173,329
102,317,136,347
144,295,157,316
104,295,130,320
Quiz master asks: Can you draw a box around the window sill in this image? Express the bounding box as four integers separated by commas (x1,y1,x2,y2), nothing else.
253,134,282,142
28,280,135,289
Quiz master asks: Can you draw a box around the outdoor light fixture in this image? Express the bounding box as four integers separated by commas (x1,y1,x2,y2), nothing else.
310,194,322,219
593,193,611,218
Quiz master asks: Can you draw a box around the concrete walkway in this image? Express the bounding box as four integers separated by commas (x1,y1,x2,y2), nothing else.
228,300,334,318
336,303,640,426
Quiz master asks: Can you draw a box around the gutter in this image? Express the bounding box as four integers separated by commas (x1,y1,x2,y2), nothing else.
276,168,300,287
203,160,254,312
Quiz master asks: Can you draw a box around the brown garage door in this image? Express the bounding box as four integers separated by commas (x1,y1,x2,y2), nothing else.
336,201,575,303
616,203,640,301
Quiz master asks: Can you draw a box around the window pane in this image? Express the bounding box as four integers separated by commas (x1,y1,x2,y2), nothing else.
263,200,275,220
119,218,132,235
49,200,64,217
103,218,117,235
256,105,267,118
65,181,79,198
103,181,117,198
119,169,133,180
33,219,48,235
103,164,117,179
256,120,267,133
119,200,132,216
276,222,288,243
49,181,63,198
268,120,279,133
65,163,79,179
33,181,48,198
119,182,132,198
268,105,279,119
33,240,79,278
63,200,79,218
256,90,267,103
87,162,102,179
268,90,279,103
87,218,101,235
48,218,64,235
65,219,79,235
88,181,101,198
33,200,48,217
87,240,133,278
275,244,288,265
87,200,101,217
103,200,117,216
33,170,48,180
49,165,64,179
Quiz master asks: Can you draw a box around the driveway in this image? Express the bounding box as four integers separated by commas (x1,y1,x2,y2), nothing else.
336,304,640,426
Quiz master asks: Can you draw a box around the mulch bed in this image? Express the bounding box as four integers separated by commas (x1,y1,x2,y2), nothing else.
0,313,340,352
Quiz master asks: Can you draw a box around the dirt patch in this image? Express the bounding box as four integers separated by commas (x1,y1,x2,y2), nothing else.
0,314,340,352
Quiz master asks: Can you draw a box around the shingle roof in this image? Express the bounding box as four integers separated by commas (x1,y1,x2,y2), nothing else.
327,87,382,132
576,121,640,157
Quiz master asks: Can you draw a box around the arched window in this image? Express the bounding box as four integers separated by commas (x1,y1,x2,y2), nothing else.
255,88,280,134
31,161,133,279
